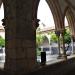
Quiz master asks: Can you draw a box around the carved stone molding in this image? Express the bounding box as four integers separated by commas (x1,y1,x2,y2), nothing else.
32,19,40,29
2,19,5,28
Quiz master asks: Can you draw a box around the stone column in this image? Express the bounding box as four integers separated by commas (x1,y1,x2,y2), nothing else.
3,0,17,74
60,31,67,60
55,31,61,57
71,36,75,54
3,0,37,75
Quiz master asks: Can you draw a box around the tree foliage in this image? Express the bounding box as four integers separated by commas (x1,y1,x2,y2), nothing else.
36,34,44,47
64,29,71,44
50,28,71,44
0,36,5,47
50,32,58,43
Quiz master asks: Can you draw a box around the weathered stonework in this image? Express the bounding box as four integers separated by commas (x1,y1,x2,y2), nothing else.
0,0,75,75
2,0,36,75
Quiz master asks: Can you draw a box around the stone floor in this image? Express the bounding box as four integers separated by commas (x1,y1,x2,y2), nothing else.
46,54,75,65
0,55,75,75
27,59,75,75
0,69,9,75
27,55,75,75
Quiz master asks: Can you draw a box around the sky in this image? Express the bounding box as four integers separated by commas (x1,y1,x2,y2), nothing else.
0,3,4,26
37,0,68,28
37,0,55,28
0,3,5,39
0,0,54,27
0,0,68,27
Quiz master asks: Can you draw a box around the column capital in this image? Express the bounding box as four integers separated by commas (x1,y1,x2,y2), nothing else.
32,19,40,29
55,30,60,36
1,19,5,28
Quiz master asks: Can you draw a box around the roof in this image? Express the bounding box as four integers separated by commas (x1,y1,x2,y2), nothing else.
37,26,55,33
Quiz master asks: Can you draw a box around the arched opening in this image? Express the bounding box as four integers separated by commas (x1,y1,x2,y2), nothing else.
37,0,55,29
36,0,60,63
64,8,75,55
64,16,72,56
0,3,5,69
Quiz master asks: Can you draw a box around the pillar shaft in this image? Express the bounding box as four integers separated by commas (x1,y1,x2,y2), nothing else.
3,0,37,75
61,32,67,60
71,37,75,54
58,35,61,56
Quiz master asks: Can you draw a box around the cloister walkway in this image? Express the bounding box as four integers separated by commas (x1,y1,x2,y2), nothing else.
28,55,75,75
0,55,75,75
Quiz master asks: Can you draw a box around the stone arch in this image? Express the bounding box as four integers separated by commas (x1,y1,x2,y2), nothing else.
43,35,49,45
64,7,75,37
32,0,63,31
0,0,2,7
46,0,64,31
43,34,50,44
32,0,40,29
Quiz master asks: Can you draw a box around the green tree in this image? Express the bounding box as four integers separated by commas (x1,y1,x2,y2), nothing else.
0,36,5,47
64,29,71,44
50,32,58,43
50,28,71,51
36,34,44,47
64,29,71,51
50,28,71,44
36,34,45,56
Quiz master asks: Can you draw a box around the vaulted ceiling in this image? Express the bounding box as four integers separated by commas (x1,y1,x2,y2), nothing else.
58,0,75,15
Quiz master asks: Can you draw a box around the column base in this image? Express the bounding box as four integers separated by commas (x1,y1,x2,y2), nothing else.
61,54,67,60
57,55,62,59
